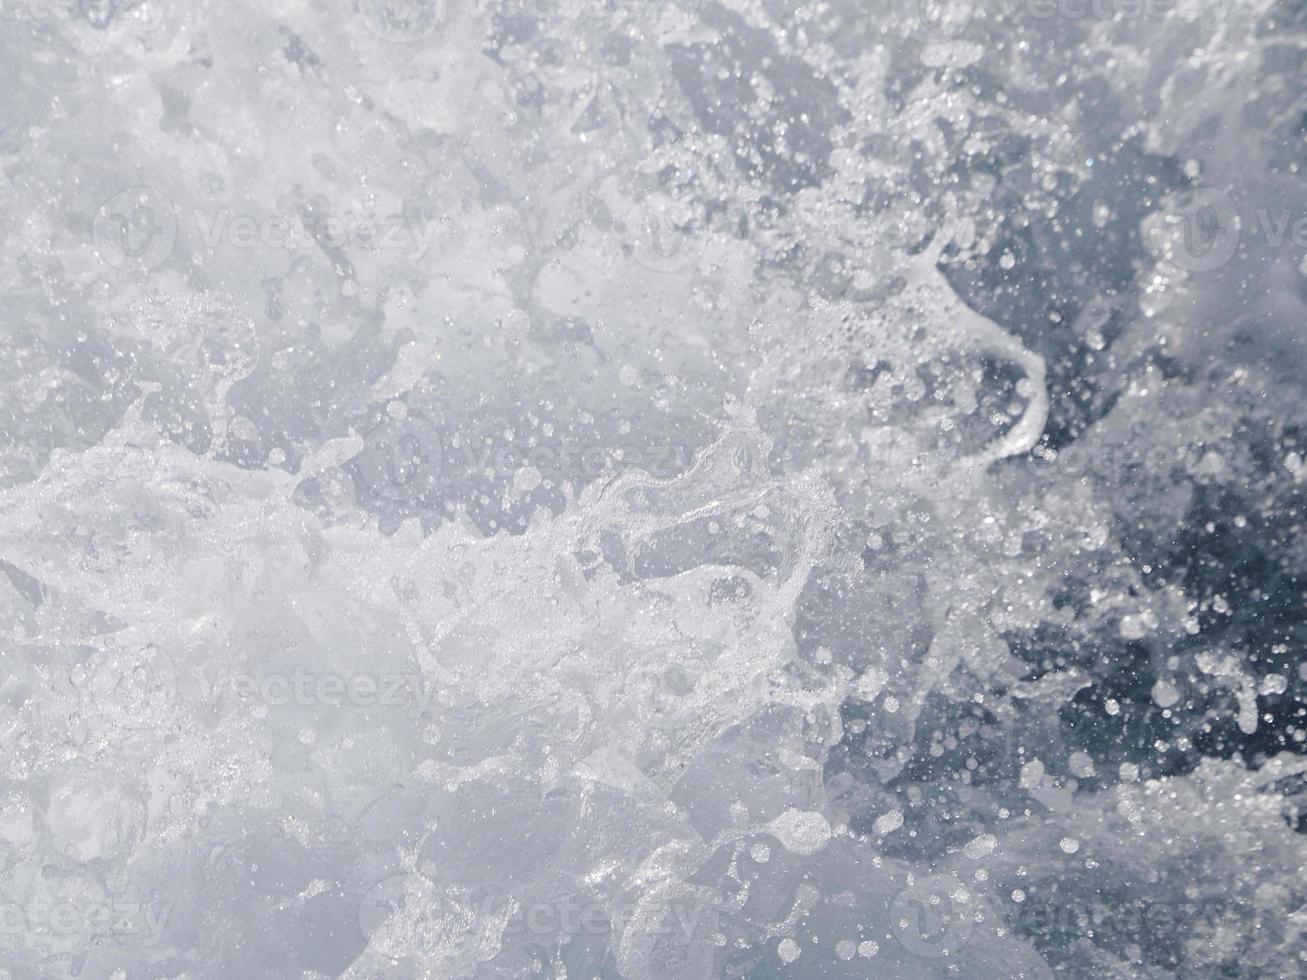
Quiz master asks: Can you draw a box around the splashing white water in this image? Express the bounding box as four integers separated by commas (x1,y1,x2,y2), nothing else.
1,1,1305,978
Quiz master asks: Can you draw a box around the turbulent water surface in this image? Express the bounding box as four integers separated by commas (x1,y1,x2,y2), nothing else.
1,1,1306,977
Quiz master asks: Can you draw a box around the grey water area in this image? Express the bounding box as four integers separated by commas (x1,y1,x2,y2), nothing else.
0,1,1305,978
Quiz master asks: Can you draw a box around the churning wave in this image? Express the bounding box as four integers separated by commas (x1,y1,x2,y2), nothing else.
0,1,1305,977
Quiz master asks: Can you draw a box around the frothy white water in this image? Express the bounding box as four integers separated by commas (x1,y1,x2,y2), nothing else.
1,1,1306,978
